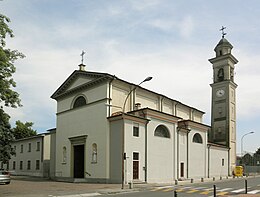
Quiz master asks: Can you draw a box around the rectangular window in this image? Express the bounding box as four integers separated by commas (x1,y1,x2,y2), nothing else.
14,146,16,157
222,159,225,166
133,124,139,137
133,152,139,160
20,161,23,170
20,144,23,153
27,160,31,170
36,142,40,151
13,161,16,170
36,160,40,170
28,143,31,152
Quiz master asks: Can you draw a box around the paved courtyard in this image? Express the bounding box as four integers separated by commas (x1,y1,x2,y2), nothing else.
0,176,121,197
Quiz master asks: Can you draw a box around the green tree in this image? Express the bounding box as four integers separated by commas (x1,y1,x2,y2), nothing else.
0,14,25,108
13,120,37,139
0,13,25,163
254,147,260,155
0,107,15,164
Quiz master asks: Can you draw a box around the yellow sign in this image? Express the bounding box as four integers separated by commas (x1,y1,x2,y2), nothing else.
234,166,243,176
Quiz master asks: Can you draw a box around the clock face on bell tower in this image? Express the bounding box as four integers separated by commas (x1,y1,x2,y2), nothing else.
209,31,238,174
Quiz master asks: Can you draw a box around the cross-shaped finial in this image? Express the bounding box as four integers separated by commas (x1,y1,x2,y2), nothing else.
220,26,227,38
80,50,86,64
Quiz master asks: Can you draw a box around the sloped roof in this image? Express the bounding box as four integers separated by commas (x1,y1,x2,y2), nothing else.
51,69,205,114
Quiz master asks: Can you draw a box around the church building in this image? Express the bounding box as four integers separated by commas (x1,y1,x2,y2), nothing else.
49,36,238,183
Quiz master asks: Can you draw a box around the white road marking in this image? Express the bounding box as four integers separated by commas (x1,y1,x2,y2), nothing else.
248,190,260,194
194,187,207,190
57,193,101,197
218,188,233,191
231,188,245,193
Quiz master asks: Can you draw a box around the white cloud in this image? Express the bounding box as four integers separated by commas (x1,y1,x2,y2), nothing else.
179,16,195,38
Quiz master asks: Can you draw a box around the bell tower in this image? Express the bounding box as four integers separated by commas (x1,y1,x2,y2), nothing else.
209,28,238,173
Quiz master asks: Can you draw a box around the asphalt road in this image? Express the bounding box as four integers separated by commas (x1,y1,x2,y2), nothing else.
1,176,260,197
104,176,260,197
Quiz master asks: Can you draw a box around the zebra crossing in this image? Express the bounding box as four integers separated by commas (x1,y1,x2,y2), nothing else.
151,185,260,195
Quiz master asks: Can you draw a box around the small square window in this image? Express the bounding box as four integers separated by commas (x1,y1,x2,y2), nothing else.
133,152,139,160
222,159,224,166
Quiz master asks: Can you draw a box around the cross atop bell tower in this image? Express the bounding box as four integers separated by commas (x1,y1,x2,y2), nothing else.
220,26,227,38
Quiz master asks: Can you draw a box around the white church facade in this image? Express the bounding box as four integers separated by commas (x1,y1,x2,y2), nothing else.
0,36,237,183
49,36,237,183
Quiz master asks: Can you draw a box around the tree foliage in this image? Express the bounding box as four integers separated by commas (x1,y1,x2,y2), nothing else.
0,14,25,108
0,13,25,164
255,147,260,155
0,107,15,164
13,120,37,140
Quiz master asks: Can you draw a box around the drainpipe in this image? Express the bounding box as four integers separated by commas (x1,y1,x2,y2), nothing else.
160,96,165,112
144,119,150,182
177,127,180,180
174,102,178,116
108,76,115,116
207,144,211,178
186,128,191,179
228,148,230,176
121,114,125,189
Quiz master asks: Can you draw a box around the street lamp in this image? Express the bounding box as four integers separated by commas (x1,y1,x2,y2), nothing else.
122,76,152,113
121,76,152,189
241,131,254,157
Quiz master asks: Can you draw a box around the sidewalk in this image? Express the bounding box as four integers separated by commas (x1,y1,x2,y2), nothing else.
8,175,260,197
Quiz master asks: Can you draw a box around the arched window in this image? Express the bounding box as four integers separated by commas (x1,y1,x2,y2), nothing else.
154,125,170,138
192,133,203,144
62,146,67,163
73,96,86,108
92,143,97,163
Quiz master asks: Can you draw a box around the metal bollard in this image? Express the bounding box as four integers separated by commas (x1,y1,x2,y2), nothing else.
175,179,178,185
174,190,177,197
220,176,222,180
128,182,133,189
191,178,194,183
245,179,248,194
213,177,215,181
201,177,204,182
213,184,216,197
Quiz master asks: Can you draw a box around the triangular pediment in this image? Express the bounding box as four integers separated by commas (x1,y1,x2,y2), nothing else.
51,70,114,100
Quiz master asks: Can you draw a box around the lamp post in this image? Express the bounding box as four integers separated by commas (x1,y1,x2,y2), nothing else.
121,76,152,189
122,76,152,113
241,131,254,157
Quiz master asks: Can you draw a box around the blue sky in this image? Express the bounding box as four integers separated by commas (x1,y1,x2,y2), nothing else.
1,0,260,154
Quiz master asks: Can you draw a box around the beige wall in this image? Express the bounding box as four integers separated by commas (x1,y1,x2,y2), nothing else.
189,129,208,178
208,145,229,177
7,135,50,177
109,118,123,183
111,81,204,123
55,82,110,181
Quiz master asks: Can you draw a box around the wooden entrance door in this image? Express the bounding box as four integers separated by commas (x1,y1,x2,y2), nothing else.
133,161,139,179
74,145,84,178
